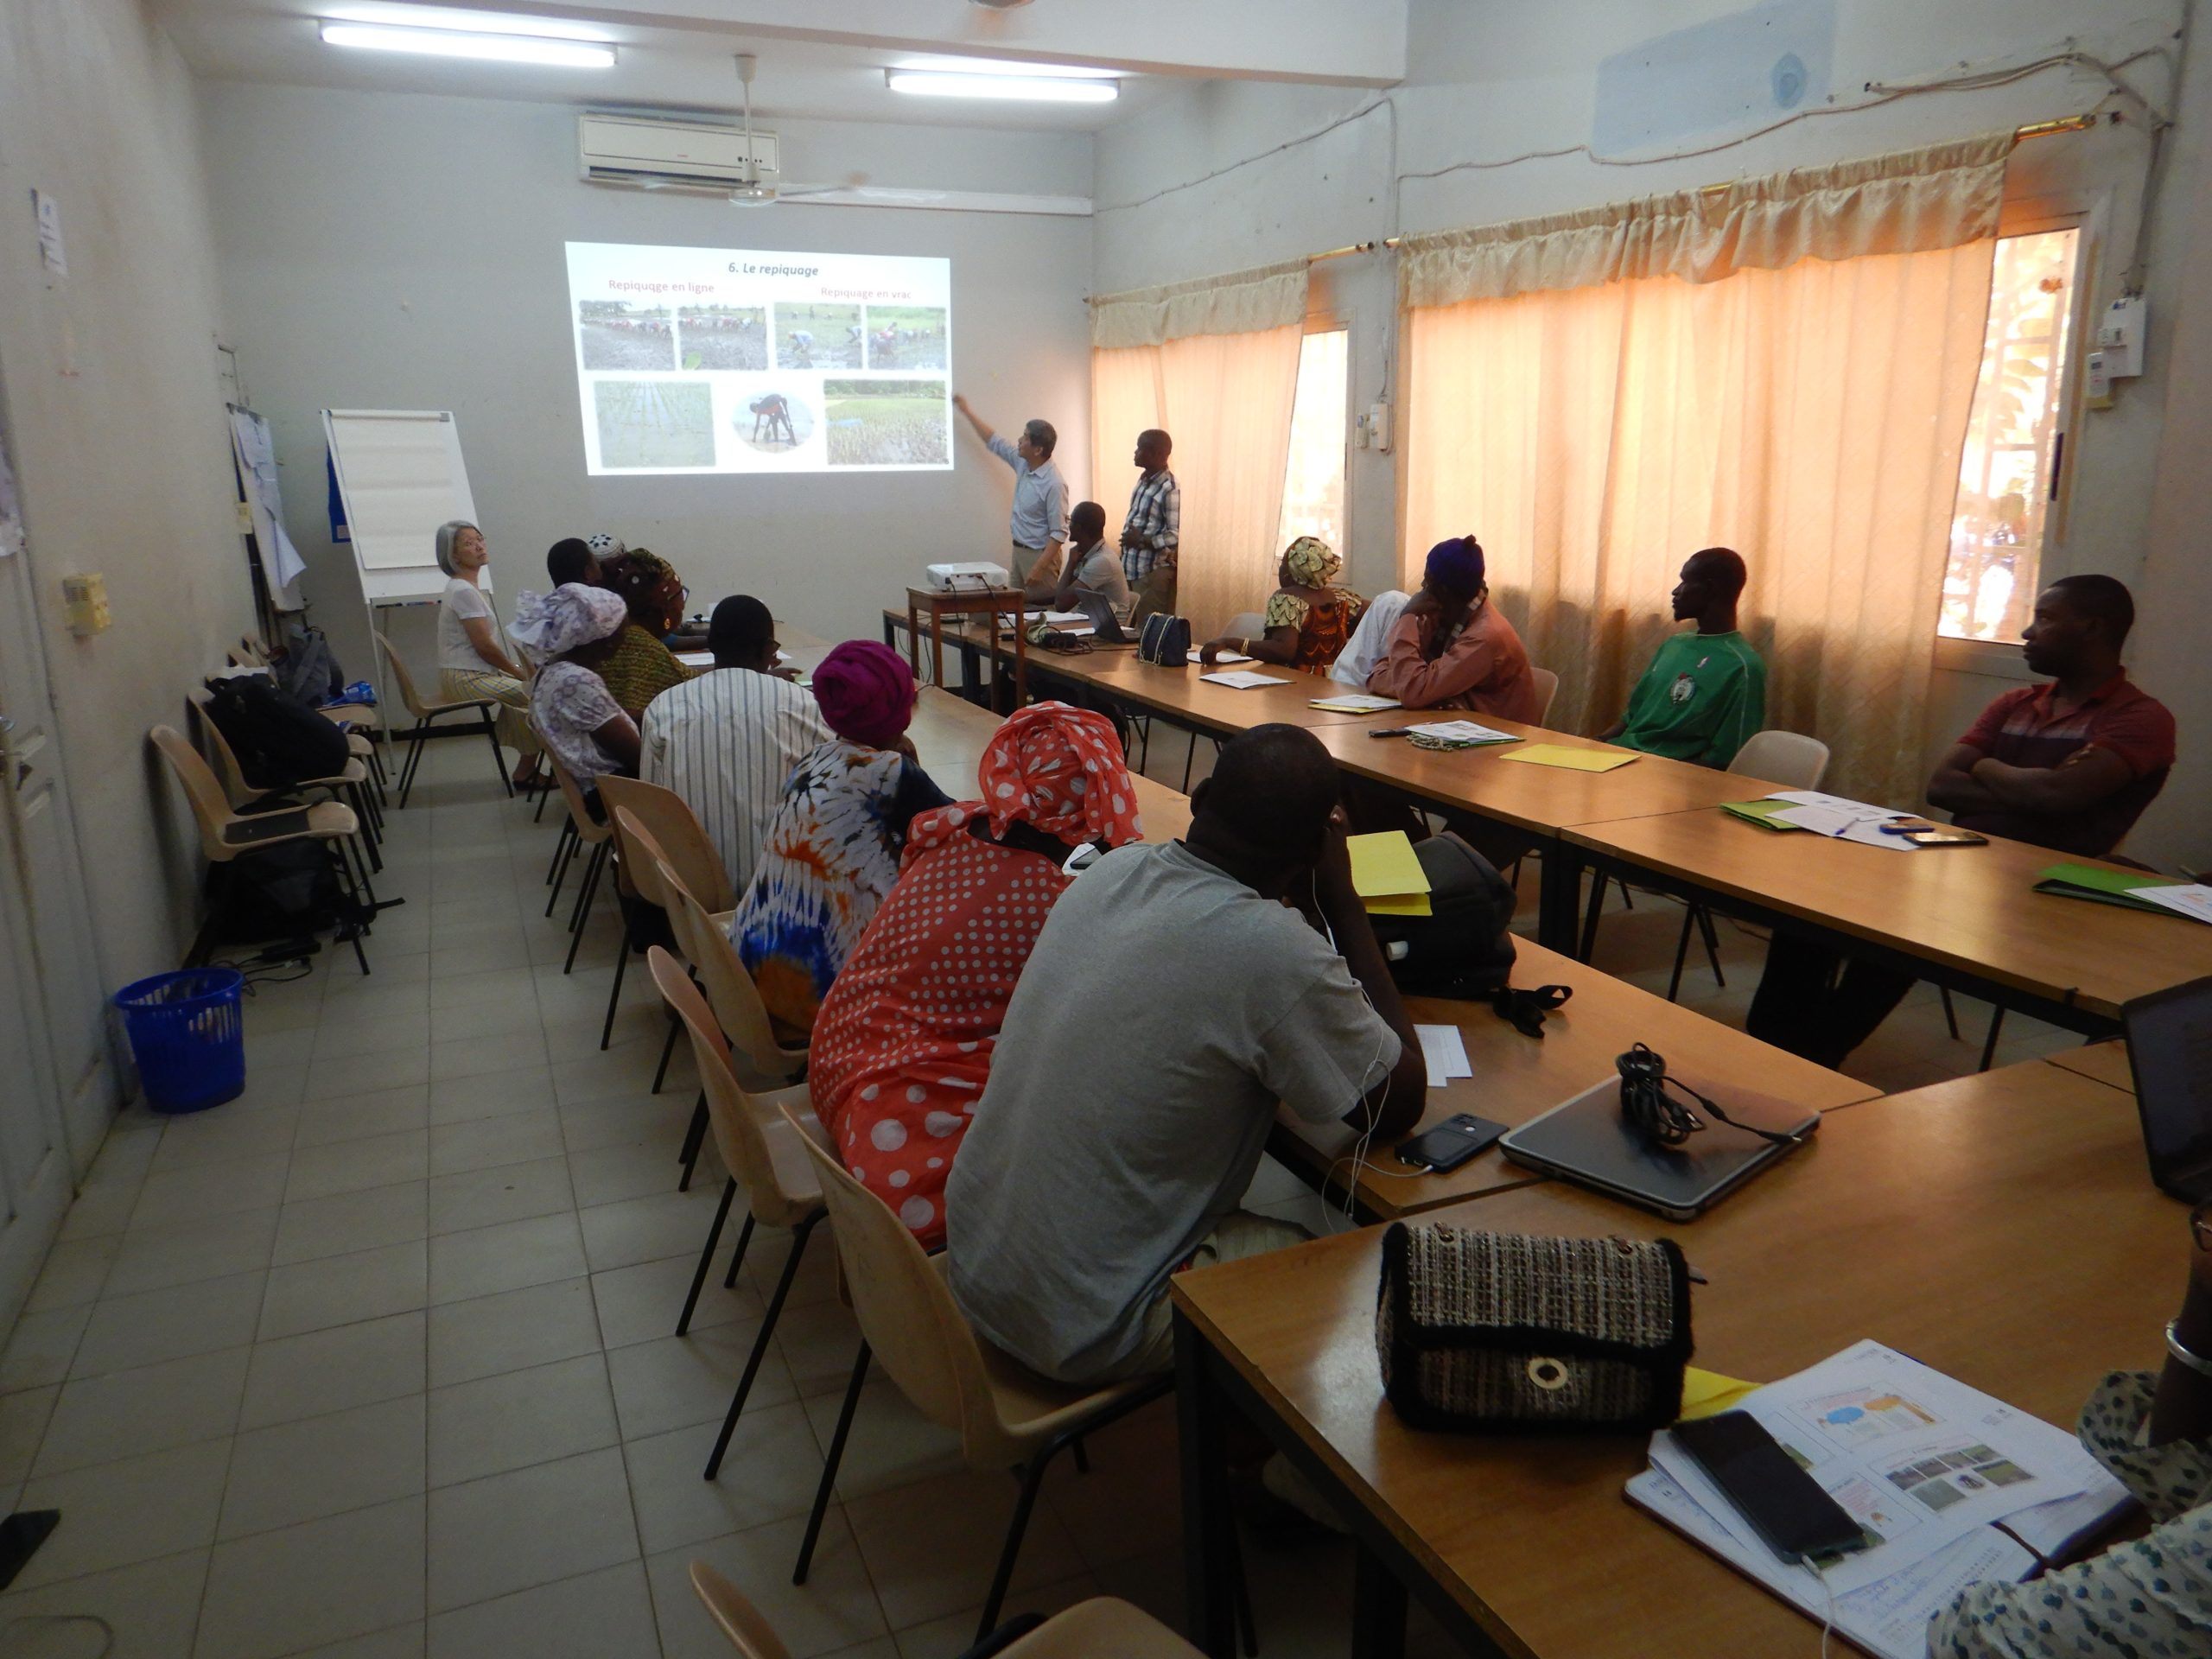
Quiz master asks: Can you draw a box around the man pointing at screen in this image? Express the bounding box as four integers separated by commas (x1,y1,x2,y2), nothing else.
953,394,1066,605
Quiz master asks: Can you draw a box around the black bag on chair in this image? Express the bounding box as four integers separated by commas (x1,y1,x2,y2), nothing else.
202,676,350,790
1137,613,1192,667
1368,832,1518,996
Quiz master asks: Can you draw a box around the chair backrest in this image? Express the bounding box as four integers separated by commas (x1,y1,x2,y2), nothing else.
372,632,430,719
785,1103,992,1441
1224,609,1264,640
550,756,611,844
647,947,818,1229
664,879,804,1081
686,1560,793,1659
599,774,736,912
608,805,666,909
1731,729,1830,790
1529,666,1560,727
186,689,258,811
149,724,240,858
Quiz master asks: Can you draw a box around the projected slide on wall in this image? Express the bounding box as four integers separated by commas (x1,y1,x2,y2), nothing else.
564,242,953,476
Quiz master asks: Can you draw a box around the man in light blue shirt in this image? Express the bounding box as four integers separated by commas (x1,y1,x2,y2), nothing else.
953,393,1067,602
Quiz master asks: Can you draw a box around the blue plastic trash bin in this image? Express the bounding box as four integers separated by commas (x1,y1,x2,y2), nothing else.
112,968,246,1114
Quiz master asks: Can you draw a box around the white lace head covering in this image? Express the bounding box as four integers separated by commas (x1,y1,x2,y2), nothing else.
508,583,627,663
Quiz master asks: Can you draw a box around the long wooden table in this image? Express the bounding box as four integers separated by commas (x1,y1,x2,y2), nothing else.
2045,1039,2135,1093
1174,1055,2171,1659
1560,808,2212,1028
1269,938,1878,1220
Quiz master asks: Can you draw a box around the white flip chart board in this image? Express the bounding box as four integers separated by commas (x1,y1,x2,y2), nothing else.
321,409,485,602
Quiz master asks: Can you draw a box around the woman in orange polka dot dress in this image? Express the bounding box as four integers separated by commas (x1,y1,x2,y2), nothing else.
809,702,1146,1248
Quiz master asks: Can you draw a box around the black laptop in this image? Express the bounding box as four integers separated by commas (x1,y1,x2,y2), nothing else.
2122,976,2212,1200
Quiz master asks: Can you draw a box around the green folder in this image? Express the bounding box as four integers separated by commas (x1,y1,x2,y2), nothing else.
1719,799,1805,831
2032,863,2183,914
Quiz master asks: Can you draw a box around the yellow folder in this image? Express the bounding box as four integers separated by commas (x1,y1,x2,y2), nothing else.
1347,831,1433,917
1498,744,1638,773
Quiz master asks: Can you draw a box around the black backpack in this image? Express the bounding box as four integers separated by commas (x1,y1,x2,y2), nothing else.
1368,832,1518,996
207,841,372,950
202,676,350,790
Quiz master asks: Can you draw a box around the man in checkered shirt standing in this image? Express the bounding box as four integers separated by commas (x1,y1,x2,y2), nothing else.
1119,428,1180,621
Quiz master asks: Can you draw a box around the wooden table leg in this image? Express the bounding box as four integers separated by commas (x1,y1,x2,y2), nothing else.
1174,1313,1237,1659
930,612,945,691
1011,609,1027,708
1538,835,1581,954
906,600,921,677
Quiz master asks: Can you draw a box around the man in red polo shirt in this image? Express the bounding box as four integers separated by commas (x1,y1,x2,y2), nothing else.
1746,575,2175,1070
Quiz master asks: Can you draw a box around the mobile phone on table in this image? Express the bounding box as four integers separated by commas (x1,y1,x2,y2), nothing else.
1880,817,1988,847
1394,1113,1507,1173
1670,1412,1864,1563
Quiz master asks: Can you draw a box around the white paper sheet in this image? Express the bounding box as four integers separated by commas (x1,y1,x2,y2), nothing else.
2141,883,2212,925
1199,671,1291,689
675,650,715,667
1409,720,1519,745
1205,649,1254,664
1414,1025,1471,1087
1310,693,1400,713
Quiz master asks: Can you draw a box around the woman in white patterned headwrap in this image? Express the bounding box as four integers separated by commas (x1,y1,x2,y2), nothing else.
509,583,639,814
433,520,540,786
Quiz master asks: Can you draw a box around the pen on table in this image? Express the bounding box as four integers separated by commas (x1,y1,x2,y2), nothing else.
1369,728,1415,739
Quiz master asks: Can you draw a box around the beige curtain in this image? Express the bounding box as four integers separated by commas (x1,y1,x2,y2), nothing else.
1090,262,1307,637
1400,136,2008,805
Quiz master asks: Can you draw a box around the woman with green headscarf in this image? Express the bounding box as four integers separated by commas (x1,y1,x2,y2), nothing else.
1199,535,1365,674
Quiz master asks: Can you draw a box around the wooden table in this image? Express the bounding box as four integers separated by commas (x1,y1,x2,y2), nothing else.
903,588,1029,708
1174,1057,2170,1659
1560,809,2212,1028
1268,938,1878,1220
904,688,1192,842
2044,1039,2136,1093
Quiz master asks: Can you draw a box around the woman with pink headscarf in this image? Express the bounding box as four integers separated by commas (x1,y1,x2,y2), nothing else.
728,640,950,1041
808,702,1144,1247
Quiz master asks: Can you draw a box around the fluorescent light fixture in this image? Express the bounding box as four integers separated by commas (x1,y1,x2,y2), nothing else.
319,20,616,68
893,56,1120,79
887,69,1117,103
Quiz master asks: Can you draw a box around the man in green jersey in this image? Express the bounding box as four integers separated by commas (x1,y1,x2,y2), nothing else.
1598,547,1764,767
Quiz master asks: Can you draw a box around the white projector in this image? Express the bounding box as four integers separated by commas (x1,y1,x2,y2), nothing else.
924,562,1010,593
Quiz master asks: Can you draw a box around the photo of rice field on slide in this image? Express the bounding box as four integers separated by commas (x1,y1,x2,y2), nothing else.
678,305,767,370
774,302,862,369
577,301,675,372
594,380,715,468
824,379,950,466
862,305,948,371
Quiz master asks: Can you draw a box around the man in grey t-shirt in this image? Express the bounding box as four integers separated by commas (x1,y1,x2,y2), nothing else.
945,725,1426,1385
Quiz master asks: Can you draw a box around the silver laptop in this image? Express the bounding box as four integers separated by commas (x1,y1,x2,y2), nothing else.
2122,976,2212,1202
1499,1077,1820,1221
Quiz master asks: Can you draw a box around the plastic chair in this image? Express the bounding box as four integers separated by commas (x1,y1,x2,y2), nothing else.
1530,665,1560,727
1224,609,1264,642
1661,729,1832,1001
543,760,614,972
646,948,826,1477
663,875,807,1189
599,776,736,912
372,631,511,806
149,725,374,973
187,687,384,873
784,1107,1174,1643
610,812,714,1096
686,1564,1200,1659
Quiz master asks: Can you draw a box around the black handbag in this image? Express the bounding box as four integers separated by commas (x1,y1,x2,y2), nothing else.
1376,1223,1694,1433
1368,833,1518,996
1137,613,1192,667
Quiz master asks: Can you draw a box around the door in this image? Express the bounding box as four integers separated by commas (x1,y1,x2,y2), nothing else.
0,385,108,1319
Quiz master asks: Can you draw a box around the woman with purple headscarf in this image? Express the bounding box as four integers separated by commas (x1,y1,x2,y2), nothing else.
728,640,951,1040
1366,535,1542,721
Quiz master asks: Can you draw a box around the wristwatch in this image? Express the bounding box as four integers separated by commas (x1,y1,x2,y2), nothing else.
2165,1319,2212,1379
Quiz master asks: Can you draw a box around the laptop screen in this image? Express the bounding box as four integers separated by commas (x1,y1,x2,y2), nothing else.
2125,976,2212,1191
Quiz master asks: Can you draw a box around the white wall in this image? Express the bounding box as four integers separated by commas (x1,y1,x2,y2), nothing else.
1093,0,2210,868
0,2,257,988
194,79,1096,681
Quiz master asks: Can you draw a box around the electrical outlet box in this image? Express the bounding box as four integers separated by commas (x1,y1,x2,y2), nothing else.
2086,350,2115,410
62,573,111,636
2098,296,2146,378
1368,400,1392,454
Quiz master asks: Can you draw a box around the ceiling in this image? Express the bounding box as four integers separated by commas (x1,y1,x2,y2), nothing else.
155,0,1404,133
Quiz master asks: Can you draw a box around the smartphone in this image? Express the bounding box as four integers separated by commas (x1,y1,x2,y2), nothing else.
1395,1113,1508,1173
1670,1412,1863,1564
0,1510,58,1591
1901,825,1988,847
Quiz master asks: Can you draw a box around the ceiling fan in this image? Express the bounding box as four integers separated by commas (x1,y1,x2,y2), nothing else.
728,53,854,207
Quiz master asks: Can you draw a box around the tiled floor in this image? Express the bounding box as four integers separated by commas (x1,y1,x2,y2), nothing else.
0,725,2086,1658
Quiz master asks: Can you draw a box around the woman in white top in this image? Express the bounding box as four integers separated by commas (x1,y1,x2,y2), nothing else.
435,519,537,786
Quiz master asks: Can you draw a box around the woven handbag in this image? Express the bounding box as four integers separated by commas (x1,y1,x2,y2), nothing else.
1376,1223,1693,1432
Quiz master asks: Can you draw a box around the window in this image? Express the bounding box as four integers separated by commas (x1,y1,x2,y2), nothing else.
1276,327,1349,551
1941,228,2082,642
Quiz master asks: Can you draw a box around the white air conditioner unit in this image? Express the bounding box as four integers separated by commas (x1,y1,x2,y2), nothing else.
578,113,779,190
